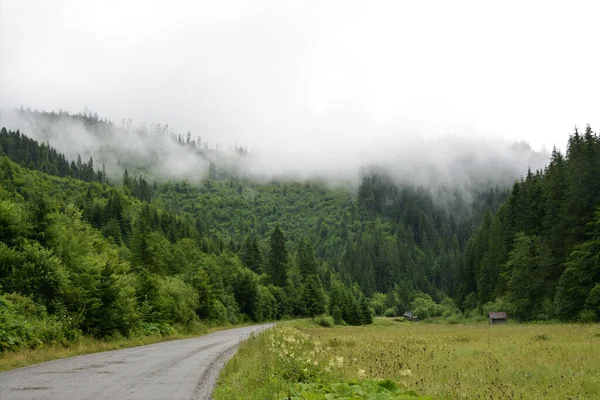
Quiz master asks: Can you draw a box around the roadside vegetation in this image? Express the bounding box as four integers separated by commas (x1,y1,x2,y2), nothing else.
0,318,255,372
213,321,430,399
215,319,600,399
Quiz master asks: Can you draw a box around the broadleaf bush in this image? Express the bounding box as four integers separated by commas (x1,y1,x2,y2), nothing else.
0,293,80,352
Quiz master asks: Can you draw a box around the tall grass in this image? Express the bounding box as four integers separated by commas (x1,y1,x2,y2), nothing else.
215,319,600,399
214,321,428,399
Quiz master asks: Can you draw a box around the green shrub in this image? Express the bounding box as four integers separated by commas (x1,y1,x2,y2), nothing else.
138,322,174,336
221,293,241,324
0,242,68,312
0,293,80,352
384,308,397,318
370,293,386,316
314,315,334,327
411,294,439,319
174,320,207,335
255,284,278,322
481,296,515,318
578,309,598,323
210,299,230,325
410,293,462,320
446,314,465,324
145,276,199,325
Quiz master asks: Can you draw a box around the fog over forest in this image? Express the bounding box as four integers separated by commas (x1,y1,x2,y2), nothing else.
2,1,597,187
1,108,549,191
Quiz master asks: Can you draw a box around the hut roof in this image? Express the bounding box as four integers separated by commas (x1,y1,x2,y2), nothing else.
488,312,508,319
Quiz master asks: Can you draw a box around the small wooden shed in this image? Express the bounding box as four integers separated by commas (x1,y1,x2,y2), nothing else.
488,312,508,325
403,311,419,322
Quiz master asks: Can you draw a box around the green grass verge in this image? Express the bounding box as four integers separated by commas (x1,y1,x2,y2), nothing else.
0,321,254,372
213,320,429,399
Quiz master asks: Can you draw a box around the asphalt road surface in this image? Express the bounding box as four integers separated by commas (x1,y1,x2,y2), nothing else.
0,324,273,400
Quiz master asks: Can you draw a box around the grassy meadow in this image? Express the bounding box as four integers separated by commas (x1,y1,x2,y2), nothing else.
214,318,600,399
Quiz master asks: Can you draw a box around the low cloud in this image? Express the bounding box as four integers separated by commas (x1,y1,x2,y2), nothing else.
1,108,549,194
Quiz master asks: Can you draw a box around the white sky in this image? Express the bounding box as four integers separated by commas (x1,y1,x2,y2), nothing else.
1,0,599,153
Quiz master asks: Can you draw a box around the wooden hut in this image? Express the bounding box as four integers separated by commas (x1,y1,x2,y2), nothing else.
488,312,508,324
402,311,419,321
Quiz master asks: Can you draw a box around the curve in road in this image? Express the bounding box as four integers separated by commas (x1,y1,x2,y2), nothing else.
0,323,273,400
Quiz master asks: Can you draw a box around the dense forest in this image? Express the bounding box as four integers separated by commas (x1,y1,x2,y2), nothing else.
1,111,599,352
458,126,600,321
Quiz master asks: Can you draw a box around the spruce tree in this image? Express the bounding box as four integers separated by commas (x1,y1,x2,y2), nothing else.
332,305,344,325
90,263,123,337
267,224,288,287
555,209,600,320
359,295,374,325
122,169,133,193
297,239,317,277
208,162,217,180
342,291,362,326
241,233,263,273
542,147,568,284
302,275,326,318
329,280,347,319
349,297,363,326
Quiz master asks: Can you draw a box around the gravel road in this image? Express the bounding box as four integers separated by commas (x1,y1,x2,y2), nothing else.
0,323,273,400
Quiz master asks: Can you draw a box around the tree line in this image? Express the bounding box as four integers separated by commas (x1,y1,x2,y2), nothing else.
0,127,106,182
458,126,600,321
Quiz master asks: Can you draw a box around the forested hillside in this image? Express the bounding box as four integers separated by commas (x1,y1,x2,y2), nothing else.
0,143,331,350
0,129,374,351
0,108,245,182
0,123,497,351
2,110,598,354
459,126,600,321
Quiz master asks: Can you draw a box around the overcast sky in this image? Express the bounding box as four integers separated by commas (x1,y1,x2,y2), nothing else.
1,0,599,154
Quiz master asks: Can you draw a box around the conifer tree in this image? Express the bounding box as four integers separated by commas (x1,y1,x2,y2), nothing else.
302,274,326,318
554,209,600,321
241,233,263,273
123,169,132,191
341,291,362,326
208,162,217,180
359,295,374,325
332,305,343,325
267,224,288,287
296,239,317,277
348,297,363,326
